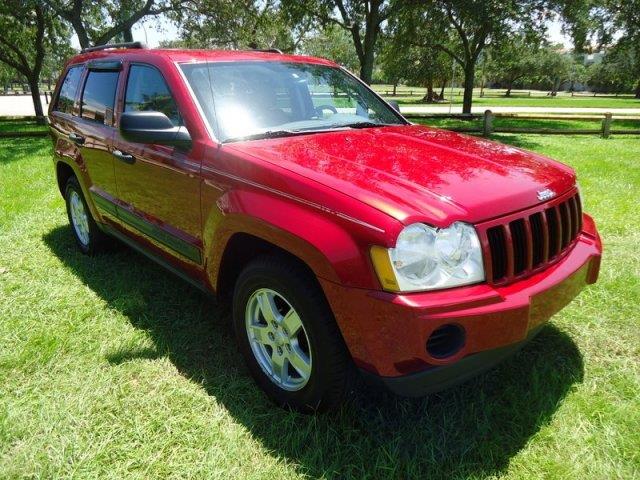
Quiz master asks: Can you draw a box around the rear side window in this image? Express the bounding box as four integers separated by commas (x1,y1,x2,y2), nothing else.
55,66,83,114
124,65,181,125
81,71,119,124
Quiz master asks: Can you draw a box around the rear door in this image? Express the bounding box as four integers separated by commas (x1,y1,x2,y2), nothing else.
111,62,203,266
73,61,121,219
50,64,84,174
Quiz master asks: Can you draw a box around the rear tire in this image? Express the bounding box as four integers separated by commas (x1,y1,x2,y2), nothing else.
64,176,108,255
233,255,353,412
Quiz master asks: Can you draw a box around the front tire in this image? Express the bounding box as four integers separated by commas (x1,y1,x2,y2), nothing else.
233,255,353,412
64,176,107,255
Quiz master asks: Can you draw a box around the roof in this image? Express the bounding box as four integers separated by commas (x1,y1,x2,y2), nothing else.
70,48,338,67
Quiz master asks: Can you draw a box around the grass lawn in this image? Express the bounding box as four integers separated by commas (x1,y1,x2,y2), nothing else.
412,117,640,133
401,95,640,109
0,119,48,134
370,85,640,109
1,133,639,479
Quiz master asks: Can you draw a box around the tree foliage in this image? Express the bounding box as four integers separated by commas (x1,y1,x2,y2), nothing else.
299,24,360,72
282,0,398,84
381,6,450,101
175,0,302,51
395,0,550,112
486,33,541,95
44,0,185,49
587,39,639,94
556,0,639,96
0,0,70,120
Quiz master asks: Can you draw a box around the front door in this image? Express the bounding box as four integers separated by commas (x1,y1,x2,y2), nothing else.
73,65,121,219
111,63,203,266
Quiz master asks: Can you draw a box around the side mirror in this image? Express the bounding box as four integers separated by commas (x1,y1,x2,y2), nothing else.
120,111,191,149
388,100,401,112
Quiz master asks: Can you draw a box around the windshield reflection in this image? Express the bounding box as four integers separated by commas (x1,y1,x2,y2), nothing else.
180,61,405,142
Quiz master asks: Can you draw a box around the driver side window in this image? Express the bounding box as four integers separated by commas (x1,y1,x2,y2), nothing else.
124,64,182,126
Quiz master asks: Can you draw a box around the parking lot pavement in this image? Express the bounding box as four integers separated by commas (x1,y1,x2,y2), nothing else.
399,105,640,115
0,95,50,116
2,94,639,117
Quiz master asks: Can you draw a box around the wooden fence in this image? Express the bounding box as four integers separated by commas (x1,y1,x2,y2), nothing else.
403,110,640,138
1,112,639,138
377,88,637,99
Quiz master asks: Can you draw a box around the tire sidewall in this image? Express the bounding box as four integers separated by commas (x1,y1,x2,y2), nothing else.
233,264,337,411
64,177,95,255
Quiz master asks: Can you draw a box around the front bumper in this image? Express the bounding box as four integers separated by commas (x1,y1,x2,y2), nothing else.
319,214,602,396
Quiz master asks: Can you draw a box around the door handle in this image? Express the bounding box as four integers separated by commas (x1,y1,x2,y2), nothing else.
68,132,85,145
112,149,135,164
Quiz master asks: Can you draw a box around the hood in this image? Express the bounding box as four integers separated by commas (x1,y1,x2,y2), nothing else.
226,125,576,225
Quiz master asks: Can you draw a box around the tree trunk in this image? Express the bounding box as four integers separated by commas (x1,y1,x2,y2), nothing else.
28,77,45,124
393,82,397,96
422,78,435,103
70,15,91,49
351,4,379,85
635,80,640,99
439,84,445,99
359,46,375,85
462,65,475,114
123,28,134,43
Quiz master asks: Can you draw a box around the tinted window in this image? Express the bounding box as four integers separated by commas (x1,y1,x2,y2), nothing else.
124,65,181,125
55,66,83,114
81,71,119,124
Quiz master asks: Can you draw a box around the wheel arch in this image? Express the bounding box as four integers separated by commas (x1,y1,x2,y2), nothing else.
54,158,102,223
55,160,76,197
214,231,324,304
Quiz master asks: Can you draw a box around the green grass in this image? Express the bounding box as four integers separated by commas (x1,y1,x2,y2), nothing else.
1,134,639,479
412,116,640,132
371,85,640,109
0,119,48,134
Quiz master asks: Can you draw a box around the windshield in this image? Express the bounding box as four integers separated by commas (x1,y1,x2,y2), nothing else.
180,61,405,142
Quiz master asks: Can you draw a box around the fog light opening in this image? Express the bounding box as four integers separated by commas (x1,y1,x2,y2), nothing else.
426,324,465,359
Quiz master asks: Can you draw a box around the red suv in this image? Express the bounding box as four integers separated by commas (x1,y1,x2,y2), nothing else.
49,43,602,412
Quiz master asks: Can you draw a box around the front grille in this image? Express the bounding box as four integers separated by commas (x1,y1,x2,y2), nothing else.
483,192,582,284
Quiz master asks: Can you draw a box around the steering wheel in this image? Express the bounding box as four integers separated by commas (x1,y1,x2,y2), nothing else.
314,104,338,117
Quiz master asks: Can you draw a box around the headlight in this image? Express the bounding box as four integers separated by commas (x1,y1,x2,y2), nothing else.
370,222,485,292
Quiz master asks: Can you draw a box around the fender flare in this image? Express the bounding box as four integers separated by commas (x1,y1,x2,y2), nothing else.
54,158,103,223
204,188,379,291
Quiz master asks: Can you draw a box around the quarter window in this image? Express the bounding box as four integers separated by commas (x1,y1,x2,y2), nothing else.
55,66,83,114
124,65,181,125
80,71,119,124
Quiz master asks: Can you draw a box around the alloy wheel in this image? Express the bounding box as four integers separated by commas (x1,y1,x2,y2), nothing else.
245,288,313,391
69,190,90,246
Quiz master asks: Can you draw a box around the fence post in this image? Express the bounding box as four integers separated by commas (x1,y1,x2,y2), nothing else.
483,110,494,137
601,112,612,138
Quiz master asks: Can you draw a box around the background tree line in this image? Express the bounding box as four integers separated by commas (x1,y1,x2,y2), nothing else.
0,0,638,121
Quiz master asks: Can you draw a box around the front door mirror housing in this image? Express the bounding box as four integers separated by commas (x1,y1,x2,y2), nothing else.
119,111,192,149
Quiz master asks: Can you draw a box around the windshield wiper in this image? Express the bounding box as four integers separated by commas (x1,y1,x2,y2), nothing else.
224,129,300,143
223,123,392,143
339,121,392,129
224,126,356,143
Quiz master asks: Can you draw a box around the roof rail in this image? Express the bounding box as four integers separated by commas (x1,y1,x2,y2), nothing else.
81,41,146,54
252,48,283,54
